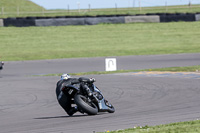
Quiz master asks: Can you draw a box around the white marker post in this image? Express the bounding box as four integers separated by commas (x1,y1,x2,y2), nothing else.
105,58,117,71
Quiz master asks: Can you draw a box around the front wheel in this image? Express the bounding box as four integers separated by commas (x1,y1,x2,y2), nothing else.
105,100,115,113
74,94,98,115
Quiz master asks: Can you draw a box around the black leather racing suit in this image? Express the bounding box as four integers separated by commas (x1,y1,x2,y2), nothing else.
56,78,80,115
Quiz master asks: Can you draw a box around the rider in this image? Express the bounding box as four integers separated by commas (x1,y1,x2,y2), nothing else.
56,73,94,116
0,61,4,70
56,73,80,116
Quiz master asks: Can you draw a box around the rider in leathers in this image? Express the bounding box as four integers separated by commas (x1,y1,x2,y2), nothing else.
56,74,94,116
56,74,80,116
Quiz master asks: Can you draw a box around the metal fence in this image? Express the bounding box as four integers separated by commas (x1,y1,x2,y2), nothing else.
0,5,200,17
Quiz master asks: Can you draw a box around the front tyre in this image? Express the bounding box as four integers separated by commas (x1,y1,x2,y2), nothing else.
105,100,115,113
74,94,98,115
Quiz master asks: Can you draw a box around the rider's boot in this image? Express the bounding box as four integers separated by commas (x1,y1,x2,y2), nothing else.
68,106,78,116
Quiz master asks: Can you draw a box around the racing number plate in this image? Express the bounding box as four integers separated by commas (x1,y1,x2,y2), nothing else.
68,89,73,95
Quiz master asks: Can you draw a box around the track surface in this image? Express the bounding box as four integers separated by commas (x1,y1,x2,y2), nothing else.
2,53,200,77
0,53,200,133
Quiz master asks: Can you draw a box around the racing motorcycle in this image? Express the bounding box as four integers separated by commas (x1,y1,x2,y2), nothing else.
0,61,4,70
62,77,115,115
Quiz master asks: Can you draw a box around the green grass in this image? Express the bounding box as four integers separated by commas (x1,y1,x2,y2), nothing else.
0,0,45,18
0,22,200,61
100,120,200,133
0,0,44,13
149,65,200,72
36,65,200,77
35,70,139,77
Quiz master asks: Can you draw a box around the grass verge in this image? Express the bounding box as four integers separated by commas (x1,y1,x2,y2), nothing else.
100,120,200,133
37,65,200,76
1,22,200,61
147,65,200,72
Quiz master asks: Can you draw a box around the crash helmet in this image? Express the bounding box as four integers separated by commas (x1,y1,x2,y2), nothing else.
61,73,71,80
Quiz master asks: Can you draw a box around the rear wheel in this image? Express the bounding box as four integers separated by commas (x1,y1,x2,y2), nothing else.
74,94,98,115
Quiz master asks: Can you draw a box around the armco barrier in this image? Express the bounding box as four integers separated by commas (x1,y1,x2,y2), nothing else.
85,17,125,25
1,13,200,27
4,18,35,27
35,18,85,26
195,14,200,21
125,15,160,23
160,13,195,22
0,19,3,27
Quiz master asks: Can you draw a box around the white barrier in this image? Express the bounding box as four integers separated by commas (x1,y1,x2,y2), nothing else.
195,14,200,21
0,19,4,27
125,15,160,23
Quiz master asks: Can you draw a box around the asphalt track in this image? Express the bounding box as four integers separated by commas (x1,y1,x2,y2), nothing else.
0,53,200,133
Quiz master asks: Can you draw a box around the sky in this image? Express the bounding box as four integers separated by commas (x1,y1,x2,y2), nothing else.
30,0,200,10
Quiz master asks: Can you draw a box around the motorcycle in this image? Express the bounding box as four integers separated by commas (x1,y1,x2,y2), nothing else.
0,61,4,70
62,77,115,115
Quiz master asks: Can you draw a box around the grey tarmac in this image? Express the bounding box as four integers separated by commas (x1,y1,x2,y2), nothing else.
0,53,200,133
1,53,200,77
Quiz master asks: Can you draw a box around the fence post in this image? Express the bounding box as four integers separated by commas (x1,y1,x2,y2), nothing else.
188,0,191,9
17,6,20,16
68,5,70,13
165,1,168,12
88,4,91,12
1,7,4,15
139,0,141,13
115,3,118,13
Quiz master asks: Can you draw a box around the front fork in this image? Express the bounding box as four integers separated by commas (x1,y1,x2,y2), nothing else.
81,83,93,97
82,83,110,112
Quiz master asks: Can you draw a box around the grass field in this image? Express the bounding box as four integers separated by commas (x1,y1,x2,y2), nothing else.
100,120,200,133
0,21,200,61
0,0,45,18
0,0,44,12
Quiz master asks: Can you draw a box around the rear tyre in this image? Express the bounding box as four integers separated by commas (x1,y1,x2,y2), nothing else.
74,94,98,115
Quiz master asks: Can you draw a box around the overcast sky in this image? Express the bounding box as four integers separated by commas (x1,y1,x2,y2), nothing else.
30,0,200,10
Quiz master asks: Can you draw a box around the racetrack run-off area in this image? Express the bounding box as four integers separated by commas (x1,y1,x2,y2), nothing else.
0,54,200,133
